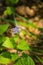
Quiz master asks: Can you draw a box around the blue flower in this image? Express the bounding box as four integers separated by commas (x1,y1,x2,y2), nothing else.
12,26,19,34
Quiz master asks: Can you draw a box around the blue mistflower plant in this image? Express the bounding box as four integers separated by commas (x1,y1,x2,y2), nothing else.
12,26,19,34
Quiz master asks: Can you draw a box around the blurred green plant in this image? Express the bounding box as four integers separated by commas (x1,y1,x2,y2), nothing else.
6,0,19,4
0,0,43,65
4,7,14,16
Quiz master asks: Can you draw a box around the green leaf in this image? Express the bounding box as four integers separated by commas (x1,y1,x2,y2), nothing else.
4,7,14,16
17,39,30,50
14,35,19,42
2,37,14,49
6,0,19,4
0,36,6,44
1,52,11,59
0,55,11,64
0,24,9,35
11,53,18,61
1,52,18,61
10,37,17,49
14,54,35,65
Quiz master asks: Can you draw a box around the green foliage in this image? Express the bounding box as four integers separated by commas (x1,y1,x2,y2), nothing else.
11,53,19,61
4,7,14,16
0,52,18,64
0,0,43,65
17,39,30,50
2,52,19,61
0,24,9,35
0,36,6,44
2,37,15,49
0,55,11,64
14,54,35,65
6,0,19,4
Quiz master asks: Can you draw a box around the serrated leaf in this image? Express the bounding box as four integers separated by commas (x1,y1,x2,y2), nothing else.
11,53,18,61
2,37,14,49
17,39,30,50
0,55,11,64
0,24,9,35
14,54,35,65
1,52,18,61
